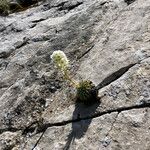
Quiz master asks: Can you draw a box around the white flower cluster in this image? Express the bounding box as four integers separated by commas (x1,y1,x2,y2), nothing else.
50,50,69,71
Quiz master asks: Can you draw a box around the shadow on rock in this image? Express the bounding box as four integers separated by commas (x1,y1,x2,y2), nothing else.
63,100,100,150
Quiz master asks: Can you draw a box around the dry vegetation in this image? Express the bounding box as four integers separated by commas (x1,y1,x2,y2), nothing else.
0,0,9,15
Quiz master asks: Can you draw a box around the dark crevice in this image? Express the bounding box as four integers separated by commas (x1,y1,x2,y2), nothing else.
23,99,150,135
124,0,136,5
58,2,83,11
77,45,94,59
31,130,46,150
100,1,108,6
29,99,150,149
1,100,149,149
31,18,46,23
0,127,23,134
17,0,40,7
95,63,136,91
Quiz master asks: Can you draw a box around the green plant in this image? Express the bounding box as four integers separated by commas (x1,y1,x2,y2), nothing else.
0,0,9,15
76,80,98,105
51,50,98,105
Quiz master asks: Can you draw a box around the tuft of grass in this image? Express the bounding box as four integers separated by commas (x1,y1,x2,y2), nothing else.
76,80,98,105
0,0,9,15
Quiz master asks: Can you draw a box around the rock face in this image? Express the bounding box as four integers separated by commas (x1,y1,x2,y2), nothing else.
0,0,150,149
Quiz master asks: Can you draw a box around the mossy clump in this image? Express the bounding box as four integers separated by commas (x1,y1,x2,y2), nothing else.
0,0,9,15
76,80,98,105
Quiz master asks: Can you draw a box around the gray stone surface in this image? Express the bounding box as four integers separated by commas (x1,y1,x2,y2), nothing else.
25,108,150,150
0,0,150,149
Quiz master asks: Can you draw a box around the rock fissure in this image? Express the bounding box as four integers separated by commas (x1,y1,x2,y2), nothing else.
1,100,149,136
0,99,150,134
31,130,46,150
29,100,150,150
0,127,22,134
124,0,136,5
95,63,136,90
23,99,150,134
58,2,83,11
31,18,47,23
77,45,94,59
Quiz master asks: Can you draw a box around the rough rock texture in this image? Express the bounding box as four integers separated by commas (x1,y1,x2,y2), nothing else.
0,0,150,149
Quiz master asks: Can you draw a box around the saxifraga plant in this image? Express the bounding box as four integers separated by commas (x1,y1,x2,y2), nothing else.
51,50,98,105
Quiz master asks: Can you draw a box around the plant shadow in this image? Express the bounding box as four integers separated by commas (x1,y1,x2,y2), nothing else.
63,100,100,150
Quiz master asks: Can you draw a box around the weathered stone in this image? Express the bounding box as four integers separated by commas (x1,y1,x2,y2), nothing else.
0,131,21,150
109,108,150,150
0,0,150,149
23,112,118,150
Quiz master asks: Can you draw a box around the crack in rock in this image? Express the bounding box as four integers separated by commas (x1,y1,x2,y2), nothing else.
58,1,83,11
29,99,150,149
0,127,22,134
77,45,94,59
94,56,150,91
95,63,136,91
1,100,149,136
31,18,47,23
124,0,136,5
23,99,150,135
31,130,46,150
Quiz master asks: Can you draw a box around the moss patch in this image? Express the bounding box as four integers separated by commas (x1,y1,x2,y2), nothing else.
76,80,98,105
